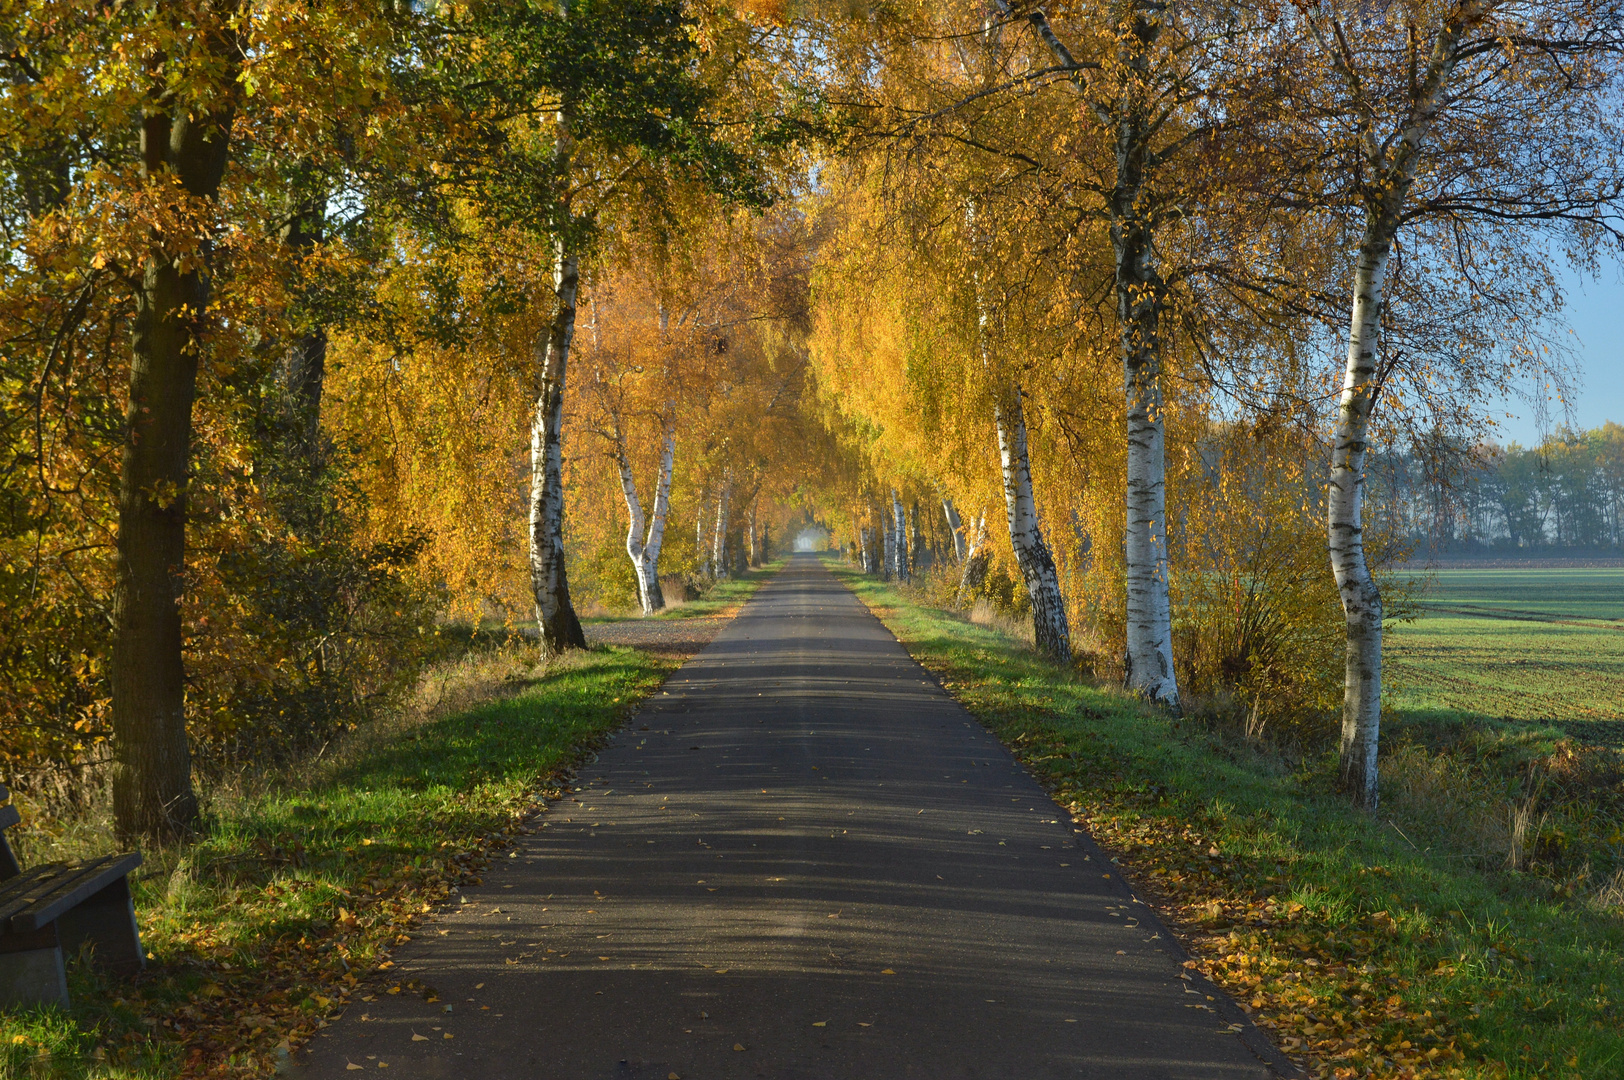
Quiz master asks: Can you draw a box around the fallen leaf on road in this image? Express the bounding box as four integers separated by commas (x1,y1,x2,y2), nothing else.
813,1021,827,1027
346,1064,363,1071
880,969,895,975
442,1033,454,1040
733,1043,746,1051
669,1074,681,1079
858,1022,872,1027
474,983,484,989
411,1033,428,1042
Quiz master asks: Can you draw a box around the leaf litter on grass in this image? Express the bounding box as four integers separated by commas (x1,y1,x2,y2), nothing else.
839,566,1624,1080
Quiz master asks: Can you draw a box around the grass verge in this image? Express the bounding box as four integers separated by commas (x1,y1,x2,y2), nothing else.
830,557,1624,1080
0,624,741,1077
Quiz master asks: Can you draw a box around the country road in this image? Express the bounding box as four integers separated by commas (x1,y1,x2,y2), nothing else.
296,555,1290,1080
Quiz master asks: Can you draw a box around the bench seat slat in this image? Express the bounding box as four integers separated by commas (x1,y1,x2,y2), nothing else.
0,864,79,925
1,854,143,933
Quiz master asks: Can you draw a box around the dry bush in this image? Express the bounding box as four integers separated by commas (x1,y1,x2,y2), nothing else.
660,575,698,607
1591,868,1624,913
1379,744,1513,861
968,597,1036,644
1170,423,1415,745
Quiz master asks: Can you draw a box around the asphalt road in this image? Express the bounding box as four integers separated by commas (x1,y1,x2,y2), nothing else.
297,554,1291,1080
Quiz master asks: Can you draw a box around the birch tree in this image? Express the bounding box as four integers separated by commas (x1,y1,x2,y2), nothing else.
442,0,787,654
996,386,1072,661
1276,0,1624,808
810,0,1285,693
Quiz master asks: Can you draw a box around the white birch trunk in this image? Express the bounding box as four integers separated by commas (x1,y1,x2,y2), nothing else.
996,388,1070,662
1112,37,1179,712
1330,237,1390,810
529,240,586,656
626,418,675,615
712,472,731,580
1314,3,1477,810
891,489,910,583
881,503,896,580
528,9,585,658
942,497,967,563
1007,0,1173,697
957,512,990,604
614,437,649,610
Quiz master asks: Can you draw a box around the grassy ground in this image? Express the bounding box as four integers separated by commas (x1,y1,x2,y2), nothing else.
0,567,776,1079
579,562,784,624
829,557,1624,1080
1388,568,1624,745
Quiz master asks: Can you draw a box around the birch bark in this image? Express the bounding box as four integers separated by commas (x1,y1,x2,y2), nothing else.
711,471,731,579
942,497,967,563
528,0,586,656
957,512,990,604
995,387,1071,662
881,502,896,580
911,500,926,573
1313,3,1480,809
892,489,910,582
697,484,711,577
529,239,587,656
614,414,675,616
642,421,675,609
1006,2,1175,700
1112,6,1179,711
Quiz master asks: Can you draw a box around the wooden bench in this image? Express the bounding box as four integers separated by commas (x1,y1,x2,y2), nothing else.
0,785,144,1008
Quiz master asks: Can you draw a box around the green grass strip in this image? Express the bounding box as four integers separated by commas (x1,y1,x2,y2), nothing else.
831,558,1624,1080
0,562,780,1077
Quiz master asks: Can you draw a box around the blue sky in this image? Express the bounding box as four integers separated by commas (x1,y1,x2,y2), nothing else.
1492,260,1624,445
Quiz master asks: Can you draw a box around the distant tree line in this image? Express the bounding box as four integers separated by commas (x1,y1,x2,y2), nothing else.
1368,423,1624,553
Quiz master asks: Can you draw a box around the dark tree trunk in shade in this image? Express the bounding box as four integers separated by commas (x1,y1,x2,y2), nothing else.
111,30,240,842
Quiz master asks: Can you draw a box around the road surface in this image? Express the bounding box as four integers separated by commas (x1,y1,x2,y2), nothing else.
297,554,1290,1079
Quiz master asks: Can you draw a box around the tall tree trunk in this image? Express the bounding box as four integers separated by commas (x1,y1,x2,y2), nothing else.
942,496,967,563
1111,8,1179,710
1330,234,1389,810
711,471,731,580
529,240,587,656
696,484,711,577
613,413,675,616
911,499,927,571
616,441,648,607
1312,0,1476,810
529,2,585,656
881,502,896,580
279,190,328,474
640,419,675,612
957,512,991,604
748,501,759,566
995,387,1071,663
111,24,239,843
1008,1,1173,694
891,489,910,583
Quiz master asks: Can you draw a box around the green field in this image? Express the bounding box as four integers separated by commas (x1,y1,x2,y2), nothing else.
1387,566,1624,743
